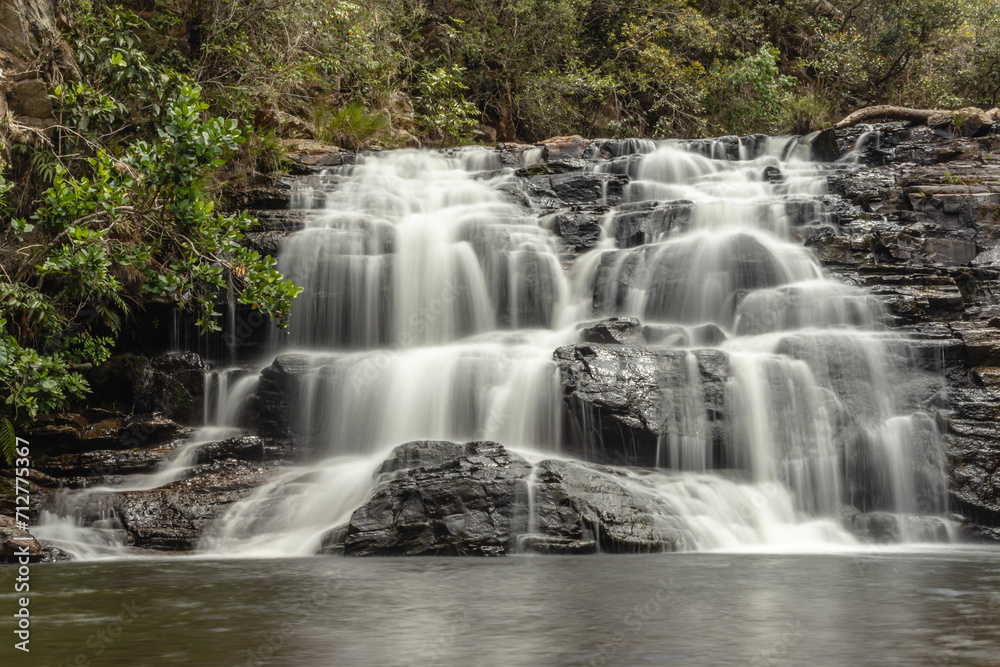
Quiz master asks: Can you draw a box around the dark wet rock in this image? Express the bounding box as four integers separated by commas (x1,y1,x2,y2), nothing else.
689,324,727,346
343,441,532,556
577,317,645,345
841,507,954,543
250,209,308,233
554,344,730,466
538,172,629,207
0,515,44,563
763,165,785,183
24,411,185,458
611,200,693,248
195,436,266,465
375,440,466,475
808,128,841,162
340,441,692,557
33,446,169,481
597,138,657,159
515,160,586,177
532,459,690,553
136,353,206,425
241,230,288,257
248,354,312,439
549,210,603,252
75,466,274,551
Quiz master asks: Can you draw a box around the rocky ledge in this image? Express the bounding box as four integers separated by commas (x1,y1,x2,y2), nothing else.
326,440,694,557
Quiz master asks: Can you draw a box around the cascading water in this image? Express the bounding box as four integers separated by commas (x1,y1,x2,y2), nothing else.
39,135,959,559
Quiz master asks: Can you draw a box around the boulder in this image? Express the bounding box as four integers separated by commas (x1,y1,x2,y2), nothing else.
248,354,312,439
550,210,603,252
611,200,693,247
0,515,44,563
577,316,645,345
540,135,589,161
343,441,532,556
554,343,730,466
74,465,274,551
136,353,206,425
338,441,693,557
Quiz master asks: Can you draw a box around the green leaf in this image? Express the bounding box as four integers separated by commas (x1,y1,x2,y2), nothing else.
0,417,15,466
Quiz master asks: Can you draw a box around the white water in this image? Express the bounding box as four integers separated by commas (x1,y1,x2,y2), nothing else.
39,139,958,559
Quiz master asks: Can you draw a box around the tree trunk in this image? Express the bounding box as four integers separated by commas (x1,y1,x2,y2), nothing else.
834,106,939,129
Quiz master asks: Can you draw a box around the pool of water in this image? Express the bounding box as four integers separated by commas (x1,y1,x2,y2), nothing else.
3,548,1000,666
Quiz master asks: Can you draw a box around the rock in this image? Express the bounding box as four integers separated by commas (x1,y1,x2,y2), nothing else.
282,139,348,174
611,200,693,247
195,436,266,465
841,507,954,543
540,135,589,160
577,317,645,345
808,127,841,162
118,413,186,449
547,172,629,206
241,230,287,256
7,78,50,117
74,466,274,551
376,440,466,474
136,353,206,425
248,354,313,439
643,324,690,347
33,446,169,481
763,165,785,183
550,210,602,252
343,441,532,556
24,410,184,457
340,442,692,557
531,459,689,553
0,515,44,563
554,344,730,466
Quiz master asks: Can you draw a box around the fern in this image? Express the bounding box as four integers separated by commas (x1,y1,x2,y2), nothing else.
0,416,15,466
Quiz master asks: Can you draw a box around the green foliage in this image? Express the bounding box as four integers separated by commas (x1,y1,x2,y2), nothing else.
416,67,479,144
0,416,14,467
0,3,302,439
316,103,390,150
780,91,835,135
708,44,796,136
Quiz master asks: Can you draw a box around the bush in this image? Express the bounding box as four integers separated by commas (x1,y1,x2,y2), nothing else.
316,103,390,149
780,91,834,134
707,44,796,136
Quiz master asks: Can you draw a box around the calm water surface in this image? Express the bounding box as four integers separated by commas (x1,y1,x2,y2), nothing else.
3,548,1000,666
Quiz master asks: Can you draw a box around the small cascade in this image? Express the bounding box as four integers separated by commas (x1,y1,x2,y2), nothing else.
33,367,260,558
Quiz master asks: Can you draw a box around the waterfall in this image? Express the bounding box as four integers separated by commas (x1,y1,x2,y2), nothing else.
39,139,959,558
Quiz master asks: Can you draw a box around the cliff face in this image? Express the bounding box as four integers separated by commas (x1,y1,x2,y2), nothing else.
821,124,1000,540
